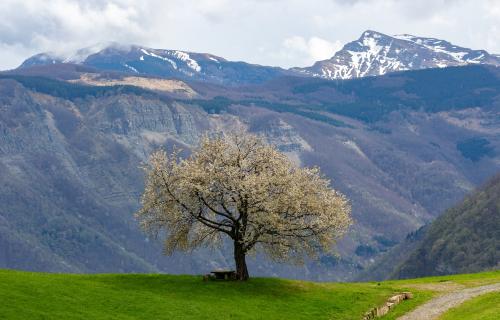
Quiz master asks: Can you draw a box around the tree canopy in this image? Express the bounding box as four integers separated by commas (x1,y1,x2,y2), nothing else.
136,132,352,280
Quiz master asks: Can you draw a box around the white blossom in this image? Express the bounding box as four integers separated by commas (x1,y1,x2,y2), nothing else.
136,131,352,280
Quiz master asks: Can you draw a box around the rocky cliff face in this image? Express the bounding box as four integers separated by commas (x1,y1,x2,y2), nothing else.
0,64,499,280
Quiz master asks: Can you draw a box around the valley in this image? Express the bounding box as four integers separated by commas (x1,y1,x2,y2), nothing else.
0,62,498,280
1,1,499,318
0,29,499,281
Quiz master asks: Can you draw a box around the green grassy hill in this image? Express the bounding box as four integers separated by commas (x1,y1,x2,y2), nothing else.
439,291,500,320
1,269,499,320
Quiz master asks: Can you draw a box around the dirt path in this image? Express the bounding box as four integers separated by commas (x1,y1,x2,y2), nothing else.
397,282,500,320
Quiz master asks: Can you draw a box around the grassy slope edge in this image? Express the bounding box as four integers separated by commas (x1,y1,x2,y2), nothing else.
439,291,500,320
0,270,498,320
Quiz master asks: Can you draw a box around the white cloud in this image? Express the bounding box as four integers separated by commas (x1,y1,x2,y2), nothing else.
0,0,498,70
0,0,145,56
307,37,343,61
282,36,342,65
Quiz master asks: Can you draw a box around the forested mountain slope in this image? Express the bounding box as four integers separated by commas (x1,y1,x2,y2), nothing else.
393,173,500,278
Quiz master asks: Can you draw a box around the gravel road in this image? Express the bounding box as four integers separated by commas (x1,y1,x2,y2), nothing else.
397,282,500,320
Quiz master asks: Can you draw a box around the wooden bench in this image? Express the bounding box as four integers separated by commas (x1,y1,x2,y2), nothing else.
210,270,235,280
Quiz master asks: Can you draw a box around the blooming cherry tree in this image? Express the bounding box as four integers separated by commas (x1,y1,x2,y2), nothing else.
136,132,352,280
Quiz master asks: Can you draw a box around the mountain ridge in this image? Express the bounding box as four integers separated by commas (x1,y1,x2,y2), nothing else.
17,31,500,84
19,43,288,86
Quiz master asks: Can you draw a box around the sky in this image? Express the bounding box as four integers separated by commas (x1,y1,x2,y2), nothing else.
0,0,499,70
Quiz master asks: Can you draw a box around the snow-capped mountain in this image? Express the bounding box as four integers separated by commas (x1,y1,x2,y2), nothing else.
19,43,286,85
293,30,500,79
18,31,500,83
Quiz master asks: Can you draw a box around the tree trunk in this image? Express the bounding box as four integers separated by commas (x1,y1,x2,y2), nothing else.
234,241,249,281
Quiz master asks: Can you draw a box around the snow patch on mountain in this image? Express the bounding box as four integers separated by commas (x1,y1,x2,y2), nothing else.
123,63,138,73
140,48,178,69
294,30,500,80
171,51,201,72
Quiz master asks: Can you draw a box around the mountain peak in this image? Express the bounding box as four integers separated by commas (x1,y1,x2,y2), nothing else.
355,30,393,49
19,52,63,67
359,30,390,40
294,31,500,79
